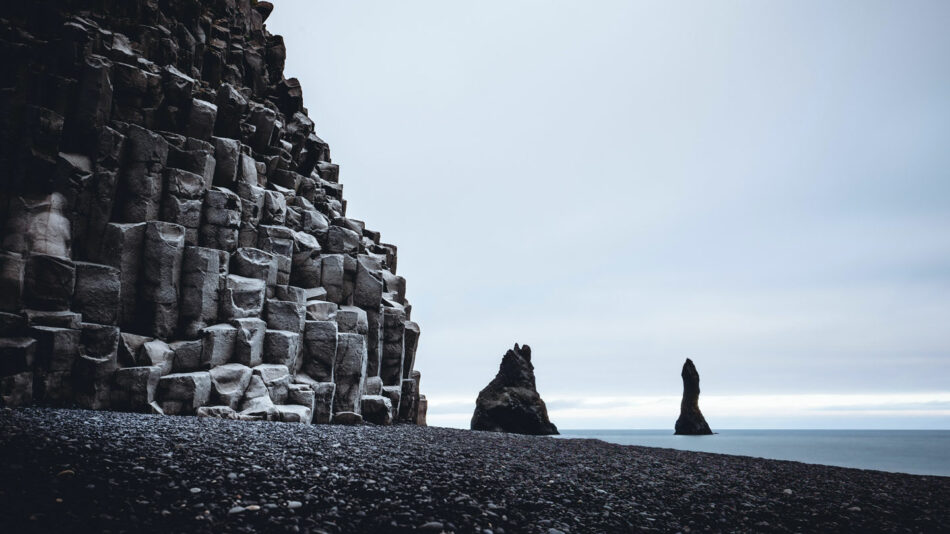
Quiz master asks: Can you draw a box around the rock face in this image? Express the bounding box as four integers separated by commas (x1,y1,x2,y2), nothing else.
471,344,558,435
0,0,423,426
674,358,713,435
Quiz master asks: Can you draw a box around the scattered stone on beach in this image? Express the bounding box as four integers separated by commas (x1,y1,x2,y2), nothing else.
2,408,948,534
675,358,714,435
471,343,559,435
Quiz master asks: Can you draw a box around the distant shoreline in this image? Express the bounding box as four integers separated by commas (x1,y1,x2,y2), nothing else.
2,408,948,532
556,428,950,477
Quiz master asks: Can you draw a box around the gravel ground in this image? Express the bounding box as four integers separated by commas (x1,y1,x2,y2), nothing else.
1,408,947,533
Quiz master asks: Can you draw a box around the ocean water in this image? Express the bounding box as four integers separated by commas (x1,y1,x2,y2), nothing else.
557,429,950,477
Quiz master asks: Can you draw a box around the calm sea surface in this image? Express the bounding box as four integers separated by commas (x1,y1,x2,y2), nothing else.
557,430,950,477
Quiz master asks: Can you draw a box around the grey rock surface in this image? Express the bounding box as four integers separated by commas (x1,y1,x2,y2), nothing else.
674,358,714,435
471,344,558,435
0,0,422,426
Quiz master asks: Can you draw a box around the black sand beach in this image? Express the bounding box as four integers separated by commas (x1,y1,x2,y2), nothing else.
1,408,947,533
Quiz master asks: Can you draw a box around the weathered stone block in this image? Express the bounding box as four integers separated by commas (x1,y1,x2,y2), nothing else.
23,310,81,330
212,136,241,187
170,339,203,372
220,274,266,319
119,125,168,222
320,254,344,304
240,374,277,420
382,385,402,418
180,246,224,337
333,332,367,415
213,83,247,139
263,329,300,369
335,306,368,335
231,248,278,292
99,222,145,328
30,326,79,372
237,182,265,224
364,376,383,396
361,395,392,425
0,370,33,407
0,338,36,376
398,377,419,424
141,339,174,375
231,317,266,367
201,323,237,368
306,301,338,321
24,254,75,311
354,255,383,309
0,251,25,313
3,194,72,259
118,333,151,367
332,411,362,425
261,190,287,225
416,394,428,426
381,308,406,386
253,363,291,404
302,320,337,382
112,366,162,412
73,262,120,325
265,299,305,334
365,309,382,377
140,222,186,339
288,382,315,411
209,363,252,410
327,225,360,254
403,320,421,380
186,98,217,141
277,404,312,424
158,371,211,415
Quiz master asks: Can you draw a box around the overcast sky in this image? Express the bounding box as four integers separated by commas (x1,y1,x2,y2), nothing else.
267,1,950,429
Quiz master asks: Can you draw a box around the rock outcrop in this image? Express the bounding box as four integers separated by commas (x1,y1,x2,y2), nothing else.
0,0,424,426
471,344,558,435
674,358,713,435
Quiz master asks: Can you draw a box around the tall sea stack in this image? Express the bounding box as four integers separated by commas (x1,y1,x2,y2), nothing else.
674,358,713,435
0,0,423,426
471,343,558,435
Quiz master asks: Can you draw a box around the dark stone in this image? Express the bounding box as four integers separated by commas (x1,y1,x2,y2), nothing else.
674,358,713,435
471,343,558,435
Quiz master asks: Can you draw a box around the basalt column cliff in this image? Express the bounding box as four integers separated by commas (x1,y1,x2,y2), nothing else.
0,0,425,425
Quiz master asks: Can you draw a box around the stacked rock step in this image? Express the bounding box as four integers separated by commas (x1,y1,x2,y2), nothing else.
0,0,424,426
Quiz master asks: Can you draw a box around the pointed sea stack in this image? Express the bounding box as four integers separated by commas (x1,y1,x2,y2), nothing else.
471,344,558,435
674,358,713,435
